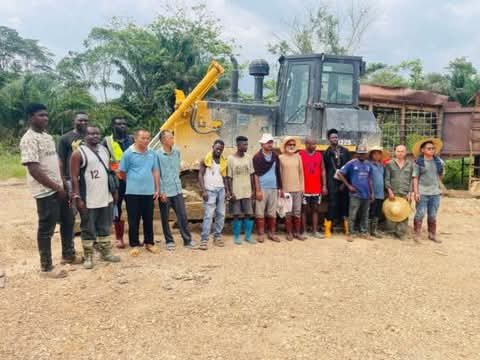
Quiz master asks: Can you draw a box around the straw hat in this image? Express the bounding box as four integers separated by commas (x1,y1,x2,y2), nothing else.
259,133,274,144
412,137,443,157
368,146,390,161
355,144,368,154
281,136,297,153
382,197,411,222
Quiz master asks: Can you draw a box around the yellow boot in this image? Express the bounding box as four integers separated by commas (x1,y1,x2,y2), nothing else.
324,219,332,238
343,218,349,235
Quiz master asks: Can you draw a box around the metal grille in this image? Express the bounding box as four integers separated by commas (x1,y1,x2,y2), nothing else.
405,109,438,151
372,107,401,153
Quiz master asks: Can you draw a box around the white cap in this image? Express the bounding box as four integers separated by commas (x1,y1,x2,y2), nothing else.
259,133,274,144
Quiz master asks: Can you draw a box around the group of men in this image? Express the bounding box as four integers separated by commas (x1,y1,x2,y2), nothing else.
20,103,445,277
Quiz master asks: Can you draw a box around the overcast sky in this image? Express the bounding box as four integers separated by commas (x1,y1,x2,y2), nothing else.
1,0,479,90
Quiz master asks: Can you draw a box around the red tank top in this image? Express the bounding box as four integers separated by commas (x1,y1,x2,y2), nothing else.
299,150,323,194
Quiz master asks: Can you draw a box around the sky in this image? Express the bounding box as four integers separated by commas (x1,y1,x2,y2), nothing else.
1,0,479,92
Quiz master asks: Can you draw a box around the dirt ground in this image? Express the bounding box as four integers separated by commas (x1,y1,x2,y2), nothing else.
1,182,480,360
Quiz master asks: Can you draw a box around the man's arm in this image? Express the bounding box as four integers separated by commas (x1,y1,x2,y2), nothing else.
57,137,68,180
153,169,160,200
70,151,85,210
254,174,263,201
369,174,374,201
384,163,395,200
198,160,208,201
26,163,66,199
336,171,354,192
298,156,304,192
321,163,328,195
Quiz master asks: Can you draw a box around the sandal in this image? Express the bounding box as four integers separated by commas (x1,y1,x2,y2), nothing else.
199,240,208,251
129,248,141,257
213,238,224,247
145,244,160,254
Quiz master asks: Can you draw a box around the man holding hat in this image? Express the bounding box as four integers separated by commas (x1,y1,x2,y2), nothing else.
384,144,414,239
253,133,282,242
412,138,445,243
336,144,373,241
369,146,388,238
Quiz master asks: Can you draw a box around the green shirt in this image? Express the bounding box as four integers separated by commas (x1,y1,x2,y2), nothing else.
412,159,443,196
156,146,183,197
385,159,413,197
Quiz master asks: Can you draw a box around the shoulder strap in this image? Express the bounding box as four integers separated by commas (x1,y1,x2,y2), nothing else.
85,145,110,174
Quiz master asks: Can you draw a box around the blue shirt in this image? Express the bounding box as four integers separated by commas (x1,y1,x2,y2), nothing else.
119,146,159,195
156,146,183,197
370,162,385,199
339,159,372,200
259,154,277,189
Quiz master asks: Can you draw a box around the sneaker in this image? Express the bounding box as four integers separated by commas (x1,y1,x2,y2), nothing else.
313,232,325,239
213,238,225,247
166,242,176,251
199,240,208,251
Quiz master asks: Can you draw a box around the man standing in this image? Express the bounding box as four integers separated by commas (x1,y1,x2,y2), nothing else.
20,103,81,278
198,139,229,250
384,144,414,240
119,129,160,256
71,126,121,269
412,138,444,243
253,134,282,243
279,137,305,241
299,136,327,239
227,136,256,245
337,144,374,242
103,116,134,249
368,146,387,238
156,130,196,250
323,129,351,237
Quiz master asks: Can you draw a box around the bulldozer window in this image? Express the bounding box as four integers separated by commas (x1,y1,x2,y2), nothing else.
285,63,310,124
320,62,354,105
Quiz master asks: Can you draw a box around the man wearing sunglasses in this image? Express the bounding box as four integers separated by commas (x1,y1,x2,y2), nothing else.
412,138,445,243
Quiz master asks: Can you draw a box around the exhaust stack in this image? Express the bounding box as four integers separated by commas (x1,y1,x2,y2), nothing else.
249,59,269,103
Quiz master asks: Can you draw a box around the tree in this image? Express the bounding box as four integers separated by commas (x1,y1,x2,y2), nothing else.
268,1,375,56
445,57,480,106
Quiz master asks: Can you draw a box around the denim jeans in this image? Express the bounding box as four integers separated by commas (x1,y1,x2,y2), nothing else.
201,187,226,241
35,192,76,270
414,194,440,222
349,196,370,234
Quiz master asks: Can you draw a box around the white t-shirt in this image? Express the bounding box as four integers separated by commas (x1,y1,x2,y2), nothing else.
20,129,63,199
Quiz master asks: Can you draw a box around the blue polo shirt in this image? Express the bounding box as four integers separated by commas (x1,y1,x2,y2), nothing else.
370,162,385,200
119,146,159,195
156,146,183,197
339,159,372,200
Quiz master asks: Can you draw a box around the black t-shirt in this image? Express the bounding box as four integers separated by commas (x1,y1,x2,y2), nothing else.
57,130,83,179
323,145,351,190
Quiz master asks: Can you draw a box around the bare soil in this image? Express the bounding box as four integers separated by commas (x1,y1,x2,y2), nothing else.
1,182,480,360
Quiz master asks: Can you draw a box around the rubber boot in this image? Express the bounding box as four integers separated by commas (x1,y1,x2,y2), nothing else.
343,218,349,235
324,219,332,238
244,219,256,244
428,220,441,243
370,217,382,238
97,236,121,263
285,216,294,241
293,217,306,240
82,240,94,270
413,219,422,243
267,217,280,242
114,220,126,249
233,218,242,245
256,218,265,243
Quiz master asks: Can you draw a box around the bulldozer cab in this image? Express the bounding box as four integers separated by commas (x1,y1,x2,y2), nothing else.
276,54,365,143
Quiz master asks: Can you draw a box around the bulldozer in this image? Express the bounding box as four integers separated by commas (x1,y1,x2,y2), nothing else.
149,54,381,219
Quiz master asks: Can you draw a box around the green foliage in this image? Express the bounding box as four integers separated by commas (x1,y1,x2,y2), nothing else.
443,159,469,190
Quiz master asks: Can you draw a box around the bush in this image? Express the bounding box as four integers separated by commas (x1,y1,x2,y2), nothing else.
443,159,469,190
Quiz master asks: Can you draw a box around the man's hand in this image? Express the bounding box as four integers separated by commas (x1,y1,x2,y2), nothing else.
160,193,168,203
322,187,328,196
347,185,357,193
414,192,420,202
56,187,68,201
256,190,264,201
370,194,375,203
75,197,87,214
278,190,284,198
388,188,395,201
113,192,119,204
153,191,159,201
202,191,209,202
406,192,412,202
229,193,236,202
